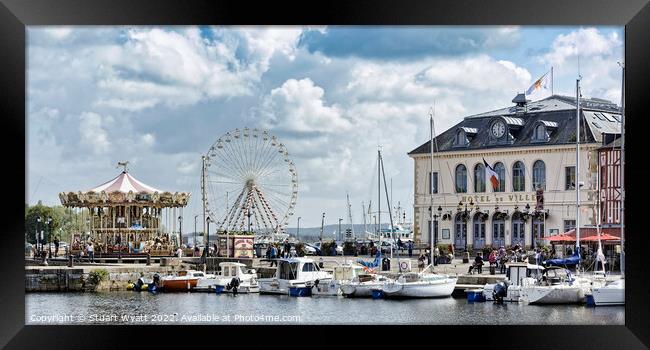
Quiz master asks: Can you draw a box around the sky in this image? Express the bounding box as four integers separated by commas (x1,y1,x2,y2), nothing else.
27,26,624,229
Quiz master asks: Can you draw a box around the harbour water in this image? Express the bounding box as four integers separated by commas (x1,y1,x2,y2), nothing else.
26,292,624,325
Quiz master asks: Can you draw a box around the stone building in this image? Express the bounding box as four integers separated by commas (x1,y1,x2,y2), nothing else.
408,94,621,252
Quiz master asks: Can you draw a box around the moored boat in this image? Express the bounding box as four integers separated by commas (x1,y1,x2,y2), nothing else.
258,257,332,295
379,265,457,298
591,279,624,306
520,266,584,304
159,270,205,292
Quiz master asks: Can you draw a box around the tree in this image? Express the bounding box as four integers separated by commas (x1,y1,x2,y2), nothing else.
25,203,83,244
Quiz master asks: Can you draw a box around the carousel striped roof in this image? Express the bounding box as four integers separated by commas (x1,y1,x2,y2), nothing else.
87,171,162,194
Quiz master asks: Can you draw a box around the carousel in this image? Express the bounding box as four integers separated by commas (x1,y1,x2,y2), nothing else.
59,162,190,257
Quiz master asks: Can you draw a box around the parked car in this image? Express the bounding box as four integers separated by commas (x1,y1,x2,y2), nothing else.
303,243,319,255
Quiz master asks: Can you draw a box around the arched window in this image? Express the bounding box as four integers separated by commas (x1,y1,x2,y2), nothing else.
474,163,485,193
453,129,468,147
455,164,467,193
532,124,549,142
532,160,546,190
493,162,505,192
512,161,525,192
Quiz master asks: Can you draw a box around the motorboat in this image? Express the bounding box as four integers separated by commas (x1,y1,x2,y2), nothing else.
591,279,624,306
340,273,395,298
159,270,207,292
213,262,259,293
482,262,544,302
379,265,458,298
311,262,384,296
519,266,585,304
258,257,332,295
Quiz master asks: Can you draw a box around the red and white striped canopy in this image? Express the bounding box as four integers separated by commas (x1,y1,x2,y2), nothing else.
87,171,161,194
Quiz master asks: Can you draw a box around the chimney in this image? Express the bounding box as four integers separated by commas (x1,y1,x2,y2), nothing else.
512,93,529,115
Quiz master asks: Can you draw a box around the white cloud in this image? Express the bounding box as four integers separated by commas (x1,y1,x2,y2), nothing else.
538,27,623,103
262,78,350,133
79,112,111,155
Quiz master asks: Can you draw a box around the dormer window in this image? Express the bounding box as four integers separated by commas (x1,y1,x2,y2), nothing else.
453,129,469,147
532,124,549,142
531,120,557,143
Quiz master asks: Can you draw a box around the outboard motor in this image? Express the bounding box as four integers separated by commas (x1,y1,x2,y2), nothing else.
493,281,508,304
149,273,160,293
135,277,145,292
226,277,241,295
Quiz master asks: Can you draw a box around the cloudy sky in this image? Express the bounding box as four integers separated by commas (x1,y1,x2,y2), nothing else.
27,26,623,228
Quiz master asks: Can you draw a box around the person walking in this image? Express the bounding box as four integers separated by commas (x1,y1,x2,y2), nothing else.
498,246,507,274
417,253,426,272
87,242,95,263
53,236,60,257
434,246,440,266
270,245,278,267
407,240,413,258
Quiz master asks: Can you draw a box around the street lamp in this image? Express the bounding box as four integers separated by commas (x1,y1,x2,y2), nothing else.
433,205,442,265
297,216,301,241
320,212,325,243
178,215,183,249
338,218,343,242
206,216,211,257
46,217,53,259
194,214,200,248
36,216,42,257
457,199,474,256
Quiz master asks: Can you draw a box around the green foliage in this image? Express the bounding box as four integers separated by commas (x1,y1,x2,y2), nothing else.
25,203,83,244
88,269,109,284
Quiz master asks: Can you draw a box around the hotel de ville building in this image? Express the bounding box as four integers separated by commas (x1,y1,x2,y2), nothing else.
408,93,621,253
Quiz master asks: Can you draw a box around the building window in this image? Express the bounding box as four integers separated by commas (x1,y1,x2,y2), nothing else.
493,162,505,192
563,220,576,233
455,164,467,193
512,161,525,192
429,172,438,194
532,160,546,190
453,129,469,147
474,163,485,193
565,166,576,190
532,124,549,142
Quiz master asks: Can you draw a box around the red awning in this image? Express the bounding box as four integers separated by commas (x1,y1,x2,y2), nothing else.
544,228,621,243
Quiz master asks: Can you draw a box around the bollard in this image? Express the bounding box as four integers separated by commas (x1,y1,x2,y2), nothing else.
68,254,74,267
146,253,151,266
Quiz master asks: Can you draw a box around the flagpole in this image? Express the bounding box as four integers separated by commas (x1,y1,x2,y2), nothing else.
551,67,554,95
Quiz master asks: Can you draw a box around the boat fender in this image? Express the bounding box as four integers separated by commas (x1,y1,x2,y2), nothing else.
126,283,135,291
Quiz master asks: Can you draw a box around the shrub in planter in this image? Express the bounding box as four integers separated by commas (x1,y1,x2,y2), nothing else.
89,269,109,285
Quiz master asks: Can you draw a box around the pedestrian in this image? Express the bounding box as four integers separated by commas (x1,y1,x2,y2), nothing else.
407,240,413,257
535,249,541,266
213,243,218,257
266,245,272,260
87,242,95,263
397,238,403,251
434,246,440,265
176,246,183,258
489,249,497,268
270,245,278,267
425,249,431,266
417,253,426,272
498,246,507,274
53,236,60,257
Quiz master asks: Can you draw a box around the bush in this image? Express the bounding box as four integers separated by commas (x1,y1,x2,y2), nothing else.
88,269,109,284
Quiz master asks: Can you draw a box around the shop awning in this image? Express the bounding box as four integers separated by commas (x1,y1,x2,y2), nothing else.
544,228,622,243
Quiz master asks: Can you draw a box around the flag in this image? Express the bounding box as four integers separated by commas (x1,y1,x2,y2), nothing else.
483,158,499,190
526,70,551,96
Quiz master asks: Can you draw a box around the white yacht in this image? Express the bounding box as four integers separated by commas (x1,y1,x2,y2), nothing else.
520,266,585,304
340,273,395,298
482,262,544,302
258,257,332,295
310,263,367,296
379,265,457,298
591,279,625,306
194,262,259,293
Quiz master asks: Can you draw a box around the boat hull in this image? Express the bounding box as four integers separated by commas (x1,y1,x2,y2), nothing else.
382,278,457,298
592,280,625,306
160,278,198,292
521,286,584,304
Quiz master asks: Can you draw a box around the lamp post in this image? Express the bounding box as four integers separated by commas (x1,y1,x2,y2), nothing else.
524,203,531,248
319,212,325,243
457,199,474,258
338,218,343,242
178,215,183,249
297,216,301,242
434,205,442,265
194,214,200,248
206,216,211,257
46,217,52,259
35,216,42,258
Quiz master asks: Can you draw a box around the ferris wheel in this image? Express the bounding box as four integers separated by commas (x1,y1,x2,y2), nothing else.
204,127,298,234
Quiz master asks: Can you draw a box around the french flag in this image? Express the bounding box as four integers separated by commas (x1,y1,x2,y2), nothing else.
484,158,499,190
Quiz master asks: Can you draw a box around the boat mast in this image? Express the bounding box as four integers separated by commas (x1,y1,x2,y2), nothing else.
576,77,581,266
619,60,625,277
378,148,382,250
429,106,435,267
362,201,367,237
201,155,207,248
347,192,355,240
380,151,398,267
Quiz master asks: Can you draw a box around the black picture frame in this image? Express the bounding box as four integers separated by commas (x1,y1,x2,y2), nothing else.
2,0,649,348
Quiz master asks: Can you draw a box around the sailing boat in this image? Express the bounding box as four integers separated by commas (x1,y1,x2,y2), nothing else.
521,77,587,304
376,126,457,298
591,63,625,306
